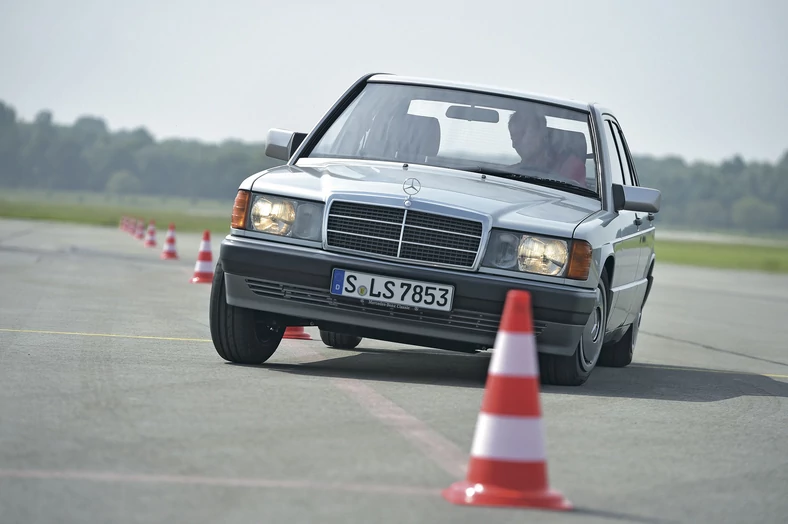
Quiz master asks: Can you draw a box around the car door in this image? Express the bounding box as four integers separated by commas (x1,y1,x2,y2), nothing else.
600,117,641,331
610,120,652,321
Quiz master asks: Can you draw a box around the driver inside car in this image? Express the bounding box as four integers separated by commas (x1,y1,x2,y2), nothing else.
507,108,555,172
508,108,587,186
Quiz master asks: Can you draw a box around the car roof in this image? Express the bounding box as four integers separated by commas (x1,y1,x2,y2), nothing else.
367,73,594,113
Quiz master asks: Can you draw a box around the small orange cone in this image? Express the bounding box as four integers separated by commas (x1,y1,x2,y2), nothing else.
442,289,572,511
144,220,157,247
190,230,213,283
283,326,312,340
160,223,178,259
135,219,145,240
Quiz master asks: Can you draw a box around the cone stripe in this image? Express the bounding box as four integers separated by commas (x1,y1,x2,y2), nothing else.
194,261,213,273
480,377,542,417
488,332,540,377
470,414,546,461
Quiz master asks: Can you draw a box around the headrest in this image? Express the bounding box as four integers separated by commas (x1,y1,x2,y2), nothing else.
548,128,588,158
390,113,442,161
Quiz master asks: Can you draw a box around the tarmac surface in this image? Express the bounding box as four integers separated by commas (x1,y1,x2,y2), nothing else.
1,218,787,524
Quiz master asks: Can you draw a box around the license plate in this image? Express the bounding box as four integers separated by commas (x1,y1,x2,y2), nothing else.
330,269,454,312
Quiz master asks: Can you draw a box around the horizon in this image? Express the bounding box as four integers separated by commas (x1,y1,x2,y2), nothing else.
2,0,786,164
3,95,784,166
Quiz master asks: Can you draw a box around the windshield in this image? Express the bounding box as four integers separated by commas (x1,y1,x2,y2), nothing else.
305,82,599,195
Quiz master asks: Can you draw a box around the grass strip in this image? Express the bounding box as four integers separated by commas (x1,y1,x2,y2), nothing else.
0,199,230,234
655,240,788,273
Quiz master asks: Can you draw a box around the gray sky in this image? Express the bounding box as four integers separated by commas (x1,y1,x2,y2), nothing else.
2,0,786,163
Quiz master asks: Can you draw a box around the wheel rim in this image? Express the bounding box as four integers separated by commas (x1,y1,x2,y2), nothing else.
580,284,607,371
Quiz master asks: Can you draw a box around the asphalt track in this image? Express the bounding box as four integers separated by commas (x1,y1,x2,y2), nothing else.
1,218,786,524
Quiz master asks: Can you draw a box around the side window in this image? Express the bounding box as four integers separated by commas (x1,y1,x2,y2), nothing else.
611,122,638,187
602,120,625,186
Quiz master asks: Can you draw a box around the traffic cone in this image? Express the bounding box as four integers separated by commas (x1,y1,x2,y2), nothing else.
144,220,157,247
283,326,312,340
442,290,572,511
160,223,178,259
190,230,214,283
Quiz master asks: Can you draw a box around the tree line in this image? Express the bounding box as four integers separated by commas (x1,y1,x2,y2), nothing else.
1,100,786,232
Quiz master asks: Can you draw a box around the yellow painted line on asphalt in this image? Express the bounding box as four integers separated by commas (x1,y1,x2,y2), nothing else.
0,328,211,343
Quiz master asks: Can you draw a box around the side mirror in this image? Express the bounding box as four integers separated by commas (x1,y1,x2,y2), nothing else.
264,128,308,161
612,184,661,213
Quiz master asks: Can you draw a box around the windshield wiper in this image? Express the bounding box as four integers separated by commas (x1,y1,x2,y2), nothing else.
467,166,598,198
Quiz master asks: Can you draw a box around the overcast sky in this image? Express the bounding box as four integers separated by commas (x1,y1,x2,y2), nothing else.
1,0,786,163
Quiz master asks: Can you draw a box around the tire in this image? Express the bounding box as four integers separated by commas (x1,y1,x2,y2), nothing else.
209,260,285,364
319,329,363,350
539,270,609,386
598,307,641,368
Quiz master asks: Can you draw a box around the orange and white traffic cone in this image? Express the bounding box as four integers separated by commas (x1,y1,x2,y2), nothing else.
135,220,145,240
443,289,572,511
190,230,213,283
144,220,157,247
283,326,312,340
160,223,178,259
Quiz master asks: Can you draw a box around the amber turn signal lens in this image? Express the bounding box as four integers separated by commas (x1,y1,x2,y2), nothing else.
566,240,592,280
231,190,251,229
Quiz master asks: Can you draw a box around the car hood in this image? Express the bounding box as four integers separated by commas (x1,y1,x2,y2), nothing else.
250,159,601,237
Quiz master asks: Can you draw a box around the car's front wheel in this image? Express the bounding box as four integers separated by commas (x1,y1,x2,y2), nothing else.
539,270,609,386
209,260,285,364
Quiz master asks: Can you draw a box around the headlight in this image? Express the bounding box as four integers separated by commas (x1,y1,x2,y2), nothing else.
248,194,324,241
483,230,569,277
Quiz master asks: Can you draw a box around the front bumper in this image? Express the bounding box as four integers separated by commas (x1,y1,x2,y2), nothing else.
219,235,597,356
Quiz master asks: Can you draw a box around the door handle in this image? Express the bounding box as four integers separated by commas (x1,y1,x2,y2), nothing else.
634,217,642,226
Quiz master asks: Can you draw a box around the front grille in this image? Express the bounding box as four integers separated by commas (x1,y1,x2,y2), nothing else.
325,201,483,268
243,277,546,338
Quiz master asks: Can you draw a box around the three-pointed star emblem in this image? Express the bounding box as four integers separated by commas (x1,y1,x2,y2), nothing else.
402,178,421,196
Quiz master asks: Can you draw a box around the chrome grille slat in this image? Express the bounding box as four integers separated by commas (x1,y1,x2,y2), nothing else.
326,228,400,241
399,240,477,254
325,201,484,268
403,223,482,239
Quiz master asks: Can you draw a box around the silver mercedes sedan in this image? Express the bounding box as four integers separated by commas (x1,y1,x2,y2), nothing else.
209,73,661,386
